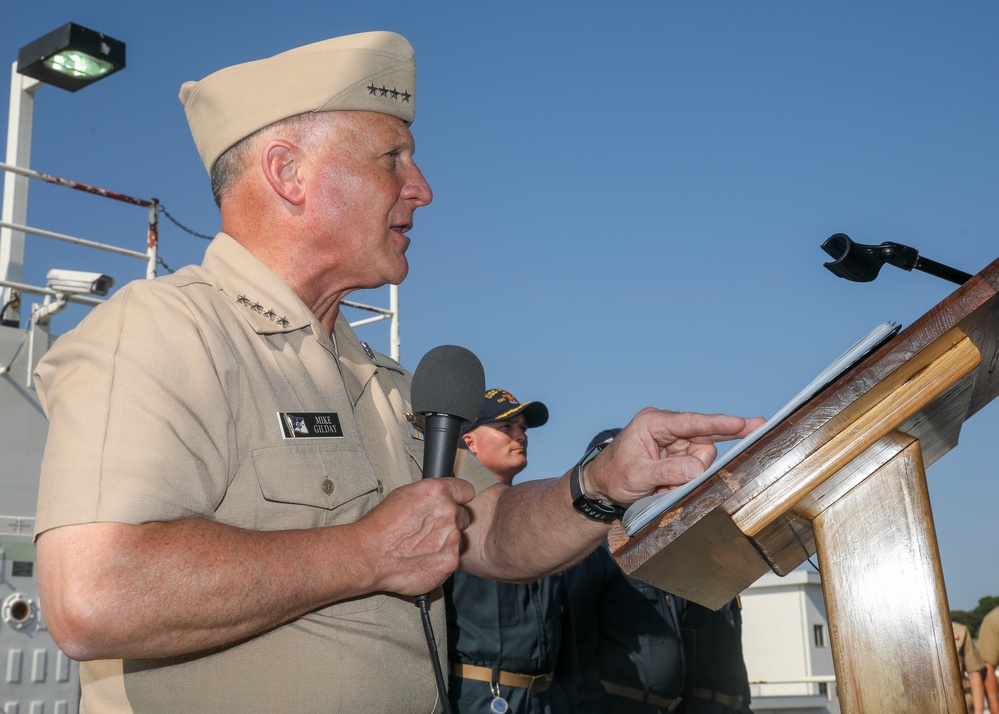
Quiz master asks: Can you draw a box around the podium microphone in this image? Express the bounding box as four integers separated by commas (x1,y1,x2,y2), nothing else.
409,345,484,714
821,233,972,286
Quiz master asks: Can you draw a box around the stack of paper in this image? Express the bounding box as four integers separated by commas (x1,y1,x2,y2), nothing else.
621,321,901,537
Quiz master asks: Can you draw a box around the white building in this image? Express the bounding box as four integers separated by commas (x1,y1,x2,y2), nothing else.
741,569,841,714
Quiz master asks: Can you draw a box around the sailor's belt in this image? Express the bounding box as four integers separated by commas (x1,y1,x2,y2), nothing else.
451,662,553,693
694,687,745,711
600,680,683,711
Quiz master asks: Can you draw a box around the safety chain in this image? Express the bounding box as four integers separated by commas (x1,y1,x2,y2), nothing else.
155,203,216,275
158,204,214,241
156,256,178,274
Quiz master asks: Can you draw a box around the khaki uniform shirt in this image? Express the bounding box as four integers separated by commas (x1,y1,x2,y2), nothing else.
978,608,999,667
34,233,493,713
955,621,986,674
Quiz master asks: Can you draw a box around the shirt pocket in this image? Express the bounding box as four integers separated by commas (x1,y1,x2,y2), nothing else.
250,441,381,530
401,437,425,482
251,442,388,616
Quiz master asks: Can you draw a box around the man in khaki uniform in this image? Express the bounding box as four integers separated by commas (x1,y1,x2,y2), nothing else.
976,607,999,714
31,31,762,713
952,620,986,714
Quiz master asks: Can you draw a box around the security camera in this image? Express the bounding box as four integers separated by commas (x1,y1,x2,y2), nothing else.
46,269,115,297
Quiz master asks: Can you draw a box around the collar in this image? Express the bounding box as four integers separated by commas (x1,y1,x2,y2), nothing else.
200,233,404,398
332,311,407,405
202,233,314,336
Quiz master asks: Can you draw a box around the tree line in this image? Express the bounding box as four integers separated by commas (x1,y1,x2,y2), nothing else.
951,596,999,637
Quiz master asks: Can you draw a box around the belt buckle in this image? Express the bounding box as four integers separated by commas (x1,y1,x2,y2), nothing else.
527,672,552,693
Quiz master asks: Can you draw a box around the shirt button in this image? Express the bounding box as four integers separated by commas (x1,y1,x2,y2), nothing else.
322,479,335,495
376,480,384,494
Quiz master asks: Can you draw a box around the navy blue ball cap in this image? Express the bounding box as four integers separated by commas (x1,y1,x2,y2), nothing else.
463,388,549,433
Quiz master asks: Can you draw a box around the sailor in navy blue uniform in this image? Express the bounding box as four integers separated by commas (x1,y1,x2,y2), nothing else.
446,389,570,713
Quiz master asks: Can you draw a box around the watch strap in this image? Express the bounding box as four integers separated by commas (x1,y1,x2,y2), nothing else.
570,441,626,523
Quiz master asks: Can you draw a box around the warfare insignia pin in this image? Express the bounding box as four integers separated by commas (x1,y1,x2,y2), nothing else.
405,412,426,441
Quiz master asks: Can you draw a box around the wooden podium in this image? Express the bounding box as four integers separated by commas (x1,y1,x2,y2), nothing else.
610,256,999,713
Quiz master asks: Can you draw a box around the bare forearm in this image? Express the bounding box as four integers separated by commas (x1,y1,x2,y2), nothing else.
38,518,384,660
458,410,764,581
461,473,609,581
986,665,999,714
970,670,985,714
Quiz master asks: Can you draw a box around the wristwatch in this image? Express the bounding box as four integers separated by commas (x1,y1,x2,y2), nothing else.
570,440,626,523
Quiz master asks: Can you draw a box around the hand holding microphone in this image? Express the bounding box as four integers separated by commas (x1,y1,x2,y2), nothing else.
408,344,483,598
350,346,483,599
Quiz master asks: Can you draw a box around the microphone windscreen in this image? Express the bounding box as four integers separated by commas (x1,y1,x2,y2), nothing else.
411,345,485,423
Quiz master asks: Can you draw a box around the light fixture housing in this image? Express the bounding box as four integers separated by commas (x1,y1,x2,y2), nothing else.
16,23,126,92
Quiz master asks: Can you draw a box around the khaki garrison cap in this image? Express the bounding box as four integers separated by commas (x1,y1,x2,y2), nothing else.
179,31,416,174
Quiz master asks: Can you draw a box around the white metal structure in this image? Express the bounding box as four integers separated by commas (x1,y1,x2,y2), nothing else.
343,285,401,361
1,330,77,713
741,569,841,714
0,61,40,322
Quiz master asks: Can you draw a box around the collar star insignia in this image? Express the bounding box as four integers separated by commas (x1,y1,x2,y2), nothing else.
236,294,291,327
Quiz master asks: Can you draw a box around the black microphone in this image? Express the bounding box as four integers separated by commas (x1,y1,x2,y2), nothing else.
411,345,485,479
409,345,484,714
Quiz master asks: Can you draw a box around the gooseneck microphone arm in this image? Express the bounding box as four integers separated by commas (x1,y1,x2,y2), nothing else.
409,345,485,714
821,233,972,285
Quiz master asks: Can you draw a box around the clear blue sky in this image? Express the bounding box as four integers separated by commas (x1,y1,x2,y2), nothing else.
3,2,997,611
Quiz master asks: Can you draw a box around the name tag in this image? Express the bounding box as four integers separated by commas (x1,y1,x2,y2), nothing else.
277,412,345,439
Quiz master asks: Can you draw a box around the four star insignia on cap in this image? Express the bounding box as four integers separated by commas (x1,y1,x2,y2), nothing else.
236,294,290,327
367,83,411,103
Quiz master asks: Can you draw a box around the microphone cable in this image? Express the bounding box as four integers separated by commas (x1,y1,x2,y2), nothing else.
417,592,453,714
